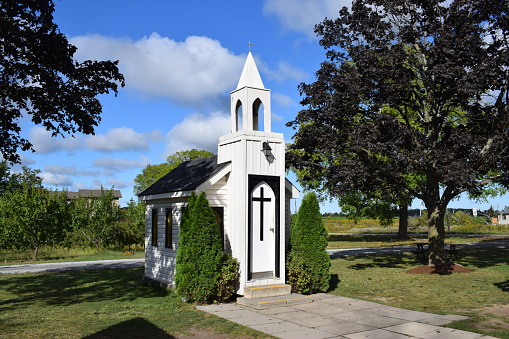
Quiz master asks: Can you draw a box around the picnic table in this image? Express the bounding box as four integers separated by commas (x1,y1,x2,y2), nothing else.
413,243,459,260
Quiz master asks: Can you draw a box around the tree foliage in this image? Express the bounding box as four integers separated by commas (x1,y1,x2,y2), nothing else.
134,149,215,195
175,192,224,303
0,0,125,163
0,166,70,260
287,0,509,265
70,188,120,251
287,192,330,294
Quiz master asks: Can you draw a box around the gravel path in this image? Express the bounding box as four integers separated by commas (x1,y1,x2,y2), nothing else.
0,258,144,274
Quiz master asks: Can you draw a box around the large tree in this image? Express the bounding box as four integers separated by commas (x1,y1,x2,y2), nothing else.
133,149,215,195
1,0,125,163
287,0,509,265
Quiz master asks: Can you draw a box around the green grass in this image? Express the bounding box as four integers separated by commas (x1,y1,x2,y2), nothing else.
329,247,509,338
0,247,144,265
0,268,270,338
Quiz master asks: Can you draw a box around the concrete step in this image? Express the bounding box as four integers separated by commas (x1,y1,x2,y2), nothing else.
243,284,291,299
237,293,314,309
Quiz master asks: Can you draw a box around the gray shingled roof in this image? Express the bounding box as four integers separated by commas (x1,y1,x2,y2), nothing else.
138,156,230,197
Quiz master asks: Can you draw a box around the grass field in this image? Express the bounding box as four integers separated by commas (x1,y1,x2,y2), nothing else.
0,268,269,338
329,248,509,338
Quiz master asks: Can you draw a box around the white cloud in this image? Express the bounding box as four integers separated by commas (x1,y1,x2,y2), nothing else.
273,92,299,107
85,127,152,152
105,178,131,189
165,112,230,156
29,127,82,154
41,172,73,186
263,0,347,38
44,164,78,175
93,155,150,171
259,61,308,82
70,34,245,107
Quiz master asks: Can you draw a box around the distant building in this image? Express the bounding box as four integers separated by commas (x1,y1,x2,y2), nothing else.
65,189,122,206
497,211,509,225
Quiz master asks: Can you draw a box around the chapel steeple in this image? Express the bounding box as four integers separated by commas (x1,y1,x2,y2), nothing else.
230,52,271,133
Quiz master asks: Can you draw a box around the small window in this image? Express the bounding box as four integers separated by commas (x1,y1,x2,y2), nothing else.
212,207,224,250
165,208,172,248
151,209,158,246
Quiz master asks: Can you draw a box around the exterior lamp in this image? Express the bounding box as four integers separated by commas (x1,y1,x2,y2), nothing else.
262,142,272,157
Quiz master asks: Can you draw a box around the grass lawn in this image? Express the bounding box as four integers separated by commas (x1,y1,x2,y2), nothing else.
0,268,270,338
329,247,509,338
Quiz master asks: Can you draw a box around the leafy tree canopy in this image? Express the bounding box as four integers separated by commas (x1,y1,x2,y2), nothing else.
0,0,125,163
287,0,509,264
134,149,215,195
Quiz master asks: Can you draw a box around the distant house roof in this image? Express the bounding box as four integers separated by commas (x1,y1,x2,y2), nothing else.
138,156,230,197
66,189,122,199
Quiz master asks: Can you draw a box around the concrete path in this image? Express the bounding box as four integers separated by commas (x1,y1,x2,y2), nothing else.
198,293,497,339
0,258,144,274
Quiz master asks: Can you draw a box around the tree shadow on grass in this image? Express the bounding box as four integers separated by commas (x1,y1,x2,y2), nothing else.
494,280,509,293
343,253,419,270
456,247,509,269
328,274,340,292
84,317,175,339
0,268,169,311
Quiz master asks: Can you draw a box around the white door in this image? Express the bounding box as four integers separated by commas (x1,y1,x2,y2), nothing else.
250,182,275,277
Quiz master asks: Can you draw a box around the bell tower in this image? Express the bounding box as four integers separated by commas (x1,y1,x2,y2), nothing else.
218,52,286,293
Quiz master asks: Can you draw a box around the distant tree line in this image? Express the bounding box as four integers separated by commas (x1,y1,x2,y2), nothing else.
322,208,502,219
0,162,145,260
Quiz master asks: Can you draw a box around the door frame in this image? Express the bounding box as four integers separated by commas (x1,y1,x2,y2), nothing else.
247,175,280,280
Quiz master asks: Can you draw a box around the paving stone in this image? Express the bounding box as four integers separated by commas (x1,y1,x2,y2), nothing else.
288,315,339,328
343,328,412,339
250,321,308,335
317,322,377,336
384,321,442,336
274,327,338,339
418,326,485,339
388,310,440,321
353,315,409,328
230,314,281,326
209,308,260,319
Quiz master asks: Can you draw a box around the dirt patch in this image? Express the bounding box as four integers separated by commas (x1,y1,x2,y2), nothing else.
472,305,509,333
406,264,474,274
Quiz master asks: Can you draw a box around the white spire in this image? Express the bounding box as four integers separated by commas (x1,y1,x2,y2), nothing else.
236,52,265,90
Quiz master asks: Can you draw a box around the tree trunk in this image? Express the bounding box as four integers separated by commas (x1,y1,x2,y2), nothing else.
427,204,446,266
33,245,39,261
397,204,409,240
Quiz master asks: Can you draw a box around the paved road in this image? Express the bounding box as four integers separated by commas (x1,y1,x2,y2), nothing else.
0,258,144,274
1,236,507,274
328,236,509,258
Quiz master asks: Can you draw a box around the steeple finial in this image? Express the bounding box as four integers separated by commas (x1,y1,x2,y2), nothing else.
247,41,253,53
236,51,265,90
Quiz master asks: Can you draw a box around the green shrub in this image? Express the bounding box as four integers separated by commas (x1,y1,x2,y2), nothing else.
175,192,224,303
286,251,312,294
216,253,239,302
288,192,331,294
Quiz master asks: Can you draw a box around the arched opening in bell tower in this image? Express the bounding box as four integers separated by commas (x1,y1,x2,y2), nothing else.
235,99,243,132
252,98,264,131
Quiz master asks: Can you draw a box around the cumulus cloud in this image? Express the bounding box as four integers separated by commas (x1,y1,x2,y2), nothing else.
165,112,230,156
44,164,78,175
85,127,153,152
70,34,245,107
272,92,299,107
41,172,73,186
29,127,82,154
93,155,150,171
105,178,131,189
259,61,308,82
263,0,347,38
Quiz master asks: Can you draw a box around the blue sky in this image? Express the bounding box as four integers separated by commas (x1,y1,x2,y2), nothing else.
15,0,509,213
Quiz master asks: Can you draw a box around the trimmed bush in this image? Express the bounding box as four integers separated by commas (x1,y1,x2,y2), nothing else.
216,253,239,302
287,192,331,294
175,192,224,303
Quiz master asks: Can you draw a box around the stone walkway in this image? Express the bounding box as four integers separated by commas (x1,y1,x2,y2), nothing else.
198,293,497,339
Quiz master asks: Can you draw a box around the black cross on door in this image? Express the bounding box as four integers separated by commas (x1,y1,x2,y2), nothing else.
252,187,271,241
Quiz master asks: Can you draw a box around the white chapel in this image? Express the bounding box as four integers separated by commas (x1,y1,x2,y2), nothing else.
138,52,299,295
